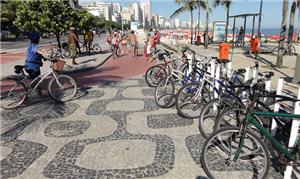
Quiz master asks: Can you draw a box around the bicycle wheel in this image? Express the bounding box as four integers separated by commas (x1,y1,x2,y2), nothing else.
93,44,102,53
145,64,167,87
198,98,232,138
48,75,77,102
271,47,279,55
201,126,270,179
287,45,296,56
155,77,175,108
175,82,211,119
0,78,27,109
62,49,71,59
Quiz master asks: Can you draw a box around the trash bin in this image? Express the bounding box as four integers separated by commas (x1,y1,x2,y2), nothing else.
250,38,260,53
219,43,230,61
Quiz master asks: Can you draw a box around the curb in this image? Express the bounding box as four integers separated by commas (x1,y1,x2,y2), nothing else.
62,53,112,74
160,42,179,53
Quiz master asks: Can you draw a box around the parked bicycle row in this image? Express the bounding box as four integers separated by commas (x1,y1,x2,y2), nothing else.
144,46,300,178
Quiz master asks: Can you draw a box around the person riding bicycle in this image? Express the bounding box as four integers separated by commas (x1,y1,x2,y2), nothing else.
25,32,47,79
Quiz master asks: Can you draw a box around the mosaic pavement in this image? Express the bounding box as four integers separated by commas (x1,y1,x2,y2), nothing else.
0,76,299,178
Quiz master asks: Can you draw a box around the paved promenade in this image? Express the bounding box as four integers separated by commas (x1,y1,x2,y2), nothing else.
0,39,299,178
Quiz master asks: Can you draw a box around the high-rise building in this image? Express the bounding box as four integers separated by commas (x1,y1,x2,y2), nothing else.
82,3,112,22
140,0,151,28
132,3,140,22
159,16,165,29
112,3,121,13
175,18,181,28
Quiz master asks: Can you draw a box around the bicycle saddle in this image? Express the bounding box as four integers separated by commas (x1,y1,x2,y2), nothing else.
259,71,274,78
236,69,246,74
14,65,25,74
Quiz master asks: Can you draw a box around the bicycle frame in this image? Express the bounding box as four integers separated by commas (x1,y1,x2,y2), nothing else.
234,111,300,161
21,67,60,94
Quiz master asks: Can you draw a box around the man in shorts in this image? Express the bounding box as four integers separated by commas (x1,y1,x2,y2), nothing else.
68,27,80,65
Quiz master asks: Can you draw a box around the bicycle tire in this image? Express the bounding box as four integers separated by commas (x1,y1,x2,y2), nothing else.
154,77,175,108
48,75,77,102
93,44,102,53
0,78,27,109
201,126,270,179
198,98,232,138
145,64,167,87
175,82,211,119
62,49,71,59
288,45,296,56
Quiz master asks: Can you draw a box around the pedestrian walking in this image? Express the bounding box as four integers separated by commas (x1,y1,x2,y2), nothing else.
238,26,244,46
68,27,80,65
127,31,138,57
84,29,94,53
74,29,81,54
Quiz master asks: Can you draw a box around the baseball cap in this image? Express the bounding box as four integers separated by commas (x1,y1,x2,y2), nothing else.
28,32,40,40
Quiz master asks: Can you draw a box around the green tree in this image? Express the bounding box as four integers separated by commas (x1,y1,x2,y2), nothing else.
14,0,76,47
170,0,198,44
277,0,289,67
213,0,232,42
0,0,21,37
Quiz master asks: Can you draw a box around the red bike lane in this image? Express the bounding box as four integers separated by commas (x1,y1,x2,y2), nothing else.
71,53,156,88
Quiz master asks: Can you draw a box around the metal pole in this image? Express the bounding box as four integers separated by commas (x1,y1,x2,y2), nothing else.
198,2,200,36
230,17,236,62
252,16,255,38
257,0,263,38
243,16,247,46
121,0,124,31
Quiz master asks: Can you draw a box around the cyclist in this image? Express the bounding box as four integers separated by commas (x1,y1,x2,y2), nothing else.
24,32,47,95
25,32,47,79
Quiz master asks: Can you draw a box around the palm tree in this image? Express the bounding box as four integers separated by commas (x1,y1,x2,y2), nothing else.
288,0,297,43
170,0,198,44
277,0,289,67
196,1,208,39
213,0,232,42
297,0,300,42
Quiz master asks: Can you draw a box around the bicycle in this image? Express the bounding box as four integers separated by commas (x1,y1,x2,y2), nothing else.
145,49,187,87
201,85,300,179
272,44,296,56
80,42,102,54
154,48,210,108
0,53,77,109
198,70,275,138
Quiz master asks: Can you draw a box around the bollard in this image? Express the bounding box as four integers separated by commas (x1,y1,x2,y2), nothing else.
292,55,300,84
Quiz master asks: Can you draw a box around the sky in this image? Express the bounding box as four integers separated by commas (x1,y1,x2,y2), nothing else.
78,0,300,29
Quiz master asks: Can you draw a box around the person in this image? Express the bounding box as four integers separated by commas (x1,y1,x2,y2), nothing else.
106,31,113,45
238,26,244,46
84,29,94,53
25,32,47,79
196,34,201,45
68,27,80,65
24,32,48,95
127,30,138,57
155,30,161,44
74,29,81,54
111,32,120,56
121,34,128,54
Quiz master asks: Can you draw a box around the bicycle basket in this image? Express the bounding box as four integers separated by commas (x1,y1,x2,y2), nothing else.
53,59,66,71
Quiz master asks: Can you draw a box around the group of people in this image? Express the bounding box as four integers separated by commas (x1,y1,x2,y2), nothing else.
145,29,161,60
106,30,138,57
68,27,95,65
